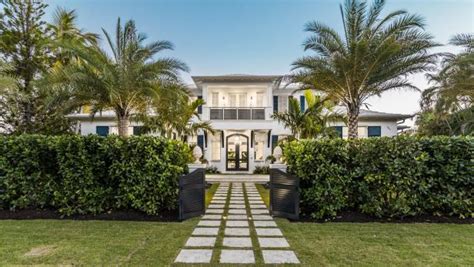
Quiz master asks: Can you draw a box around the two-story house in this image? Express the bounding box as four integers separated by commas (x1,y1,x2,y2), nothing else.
70,74,412,173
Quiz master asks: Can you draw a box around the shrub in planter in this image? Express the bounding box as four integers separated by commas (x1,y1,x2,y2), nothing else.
253,166,270,174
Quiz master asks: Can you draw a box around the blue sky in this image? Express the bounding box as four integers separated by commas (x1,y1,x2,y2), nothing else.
44,0,474,120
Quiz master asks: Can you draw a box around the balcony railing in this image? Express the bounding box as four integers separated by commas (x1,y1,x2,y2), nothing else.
209,107,266,120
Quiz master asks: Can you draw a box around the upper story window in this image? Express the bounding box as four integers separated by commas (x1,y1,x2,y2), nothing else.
197,96,202,114
211,92,219,107
256,92,264,107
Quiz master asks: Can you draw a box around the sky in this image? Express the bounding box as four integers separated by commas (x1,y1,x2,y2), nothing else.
44,0,474,124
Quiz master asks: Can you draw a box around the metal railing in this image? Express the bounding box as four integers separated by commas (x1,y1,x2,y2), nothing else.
209,107,266,120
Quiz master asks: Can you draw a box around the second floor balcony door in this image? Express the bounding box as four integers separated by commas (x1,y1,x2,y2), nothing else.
229,93,247,107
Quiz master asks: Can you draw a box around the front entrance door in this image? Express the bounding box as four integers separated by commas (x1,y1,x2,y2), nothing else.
226,134,249,171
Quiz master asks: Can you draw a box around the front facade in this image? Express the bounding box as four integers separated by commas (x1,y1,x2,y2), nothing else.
70,74,412,173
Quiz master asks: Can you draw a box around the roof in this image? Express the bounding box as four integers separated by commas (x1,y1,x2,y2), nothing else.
192,74,282,84
359,109,413,120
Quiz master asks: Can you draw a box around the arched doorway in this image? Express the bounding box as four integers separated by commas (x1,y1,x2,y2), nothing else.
226,134,249,171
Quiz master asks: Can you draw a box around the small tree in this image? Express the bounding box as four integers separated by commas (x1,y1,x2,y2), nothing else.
272,90,343,139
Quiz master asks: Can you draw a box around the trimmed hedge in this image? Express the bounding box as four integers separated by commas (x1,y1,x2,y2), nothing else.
284,136,473,219
0,135,191,216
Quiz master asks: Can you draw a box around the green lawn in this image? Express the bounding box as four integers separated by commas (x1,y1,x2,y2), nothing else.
0,184,472,266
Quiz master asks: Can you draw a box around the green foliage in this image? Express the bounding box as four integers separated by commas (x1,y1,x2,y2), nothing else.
205,166,220,174
288,0,438,138
0,135,191,216
272,90,343,139
284,136,473,219
253,166,270,174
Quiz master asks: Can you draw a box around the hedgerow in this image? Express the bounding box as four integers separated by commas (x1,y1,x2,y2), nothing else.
0,135,191,216
284,136,473,219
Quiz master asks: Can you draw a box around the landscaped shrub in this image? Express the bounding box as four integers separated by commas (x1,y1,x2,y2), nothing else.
0,135,191,216
284,136,473,219
284,138,351,219
253,165,270,174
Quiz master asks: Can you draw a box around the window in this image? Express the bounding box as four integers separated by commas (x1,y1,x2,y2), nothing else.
133,126,143,136
197,96,202,114
300,95,306,111
254,132,266,161
256,92,264,107
273,96,279,113
229,94,237,107
334,126,343,138
197,135,204,152
368,126,382,137
288,96,294,112
211,92,219,107
210,133,221,161
96,126,109,136
238,93,247,107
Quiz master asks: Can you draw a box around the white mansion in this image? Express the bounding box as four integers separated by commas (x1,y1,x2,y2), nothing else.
70,75,411,173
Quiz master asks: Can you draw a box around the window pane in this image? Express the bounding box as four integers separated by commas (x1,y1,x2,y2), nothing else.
96,126,109,136
256,92,264,107
212,92,219,106
368,126,382,137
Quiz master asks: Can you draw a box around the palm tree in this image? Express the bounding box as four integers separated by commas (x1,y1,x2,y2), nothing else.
140,91,215,139
272,90,343,139
288,0,438,138
417,33,473,136
422,33,473,112
50,18,188,137
48,7,100,66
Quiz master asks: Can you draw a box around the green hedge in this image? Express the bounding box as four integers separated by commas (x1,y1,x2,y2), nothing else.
0,135,191,216
284,136,473,219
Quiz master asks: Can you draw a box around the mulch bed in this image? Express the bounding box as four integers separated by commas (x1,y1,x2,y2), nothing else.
0,209,180,222
298,211,473,224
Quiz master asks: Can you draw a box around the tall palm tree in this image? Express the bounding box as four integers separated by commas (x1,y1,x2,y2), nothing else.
288,0,438,138
272,90,343,139
50,18,188,137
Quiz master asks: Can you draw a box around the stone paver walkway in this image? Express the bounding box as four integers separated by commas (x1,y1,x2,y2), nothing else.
175,182,300,264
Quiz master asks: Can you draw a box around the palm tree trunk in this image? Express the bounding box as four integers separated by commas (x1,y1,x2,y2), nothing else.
118,115,130,137
347,105,360,139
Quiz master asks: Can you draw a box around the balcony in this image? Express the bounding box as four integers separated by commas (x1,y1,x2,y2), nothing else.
209,107,267,120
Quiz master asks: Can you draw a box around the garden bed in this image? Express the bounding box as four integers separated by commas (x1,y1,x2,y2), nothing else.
0,209,180,222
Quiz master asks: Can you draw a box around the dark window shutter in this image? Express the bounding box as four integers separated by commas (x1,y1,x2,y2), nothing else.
221,131,224,148
288,96,294,112
300,95,305,111
96,126,109,136
197,135,204,151
197,96,203,114
334,126,343,138
271,135,279,150
273,96,279,113
368,126,381,137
